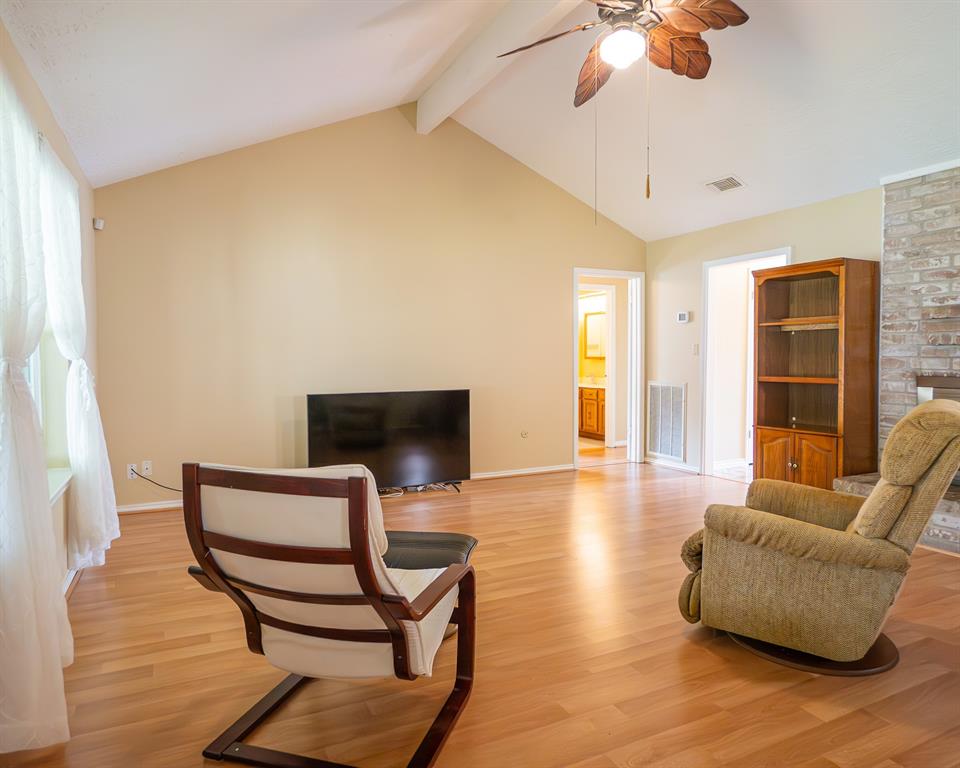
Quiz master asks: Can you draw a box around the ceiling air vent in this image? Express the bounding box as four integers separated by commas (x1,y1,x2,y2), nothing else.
706,175,744,192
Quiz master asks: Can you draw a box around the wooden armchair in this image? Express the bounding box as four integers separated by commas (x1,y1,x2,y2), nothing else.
183,462,476,768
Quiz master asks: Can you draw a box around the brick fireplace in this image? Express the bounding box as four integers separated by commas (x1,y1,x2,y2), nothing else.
878,165,960,444
834,164,960,553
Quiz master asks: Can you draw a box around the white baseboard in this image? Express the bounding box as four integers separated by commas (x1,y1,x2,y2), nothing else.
471,464,575,480
713,458,747,471
62,568,79,595
612,440,628,447
645,457,701,475
117,499,183,514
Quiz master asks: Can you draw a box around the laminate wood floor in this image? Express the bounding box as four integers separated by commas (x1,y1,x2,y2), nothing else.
578,439,628,468
8,464,959,768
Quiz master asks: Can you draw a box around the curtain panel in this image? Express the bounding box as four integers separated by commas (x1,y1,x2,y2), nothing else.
41,142,119,570
0,69,73,752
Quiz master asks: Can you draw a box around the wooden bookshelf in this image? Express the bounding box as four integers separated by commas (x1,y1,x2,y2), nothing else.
753,258,879,489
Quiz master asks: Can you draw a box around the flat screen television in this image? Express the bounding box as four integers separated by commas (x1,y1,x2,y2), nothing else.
307,390,470,489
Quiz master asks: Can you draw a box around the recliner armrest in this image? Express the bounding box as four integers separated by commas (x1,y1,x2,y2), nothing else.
705,504,909,573
745,479,865,531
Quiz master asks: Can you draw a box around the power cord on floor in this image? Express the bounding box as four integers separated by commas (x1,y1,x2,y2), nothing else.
426,482,461,494
131,468,182,494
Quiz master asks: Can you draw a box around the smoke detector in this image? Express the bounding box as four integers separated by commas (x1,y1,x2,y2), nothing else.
706,175,745,192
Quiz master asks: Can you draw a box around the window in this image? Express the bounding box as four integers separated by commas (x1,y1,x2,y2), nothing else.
24,348,43,426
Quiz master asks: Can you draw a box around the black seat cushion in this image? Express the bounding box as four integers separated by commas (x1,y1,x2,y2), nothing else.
383,530,478,570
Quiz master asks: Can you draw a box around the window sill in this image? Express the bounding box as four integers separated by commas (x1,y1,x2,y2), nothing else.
48,467,72,505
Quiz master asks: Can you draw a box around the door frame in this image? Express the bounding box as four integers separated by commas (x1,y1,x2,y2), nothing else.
572,268,645,469
699,248,791,477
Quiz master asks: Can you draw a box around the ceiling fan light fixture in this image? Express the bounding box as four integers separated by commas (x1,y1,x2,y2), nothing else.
599,26,646,70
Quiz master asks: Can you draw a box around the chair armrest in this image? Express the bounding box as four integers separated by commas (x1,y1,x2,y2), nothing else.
384,564,474,621
188,565,221,592
705,504,909,573
745,479,865,531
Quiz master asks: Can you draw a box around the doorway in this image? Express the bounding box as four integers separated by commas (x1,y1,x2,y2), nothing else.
701,249,791,482
572,268,645,469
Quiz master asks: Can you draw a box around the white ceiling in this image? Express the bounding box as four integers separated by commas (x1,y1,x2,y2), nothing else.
0,0,505,186
3,0,958,241
455,0,960,239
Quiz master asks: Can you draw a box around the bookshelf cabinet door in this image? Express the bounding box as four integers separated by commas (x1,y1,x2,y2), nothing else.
755,428,793,482
795,433,838,490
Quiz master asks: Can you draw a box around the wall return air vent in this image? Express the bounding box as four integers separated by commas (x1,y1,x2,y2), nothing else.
706,175,744,192
648,382,686,462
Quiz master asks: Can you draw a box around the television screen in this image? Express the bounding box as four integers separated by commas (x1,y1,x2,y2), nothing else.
307,390,470,489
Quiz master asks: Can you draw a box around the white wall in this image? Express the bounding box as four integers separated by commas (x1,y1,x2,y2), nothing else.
705,261,751,464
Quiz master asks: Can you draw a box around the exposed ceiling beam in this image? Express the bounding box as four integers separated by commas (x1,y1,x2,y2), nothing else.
416,0,580,135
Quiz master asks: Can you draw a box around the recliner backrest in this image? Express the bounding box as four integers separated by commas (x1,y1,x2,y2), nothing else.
849,400,960,551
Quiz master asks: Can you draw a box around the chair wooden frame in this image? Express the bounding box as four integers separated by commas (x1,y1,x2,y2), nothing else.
183,463,476,768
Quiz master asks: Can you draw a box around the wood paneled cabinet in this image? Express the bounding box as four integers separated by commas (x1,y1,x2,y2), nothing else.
578,387,605,440
755,427,792,482
755,427,837,490
752,258,878,489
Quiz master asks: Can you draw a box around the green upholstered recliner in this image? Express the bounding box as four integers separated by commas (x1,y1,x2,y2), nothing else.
679,399,960,662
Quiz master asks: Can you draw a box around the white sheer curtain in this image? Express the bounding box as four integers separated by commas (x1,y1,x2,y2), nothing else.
0,69,73,752
42,139,119,569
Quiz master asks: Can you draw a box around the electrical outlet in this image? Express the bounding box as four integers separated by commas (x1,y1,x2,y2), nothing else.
126,463,138,480
142,460,153,477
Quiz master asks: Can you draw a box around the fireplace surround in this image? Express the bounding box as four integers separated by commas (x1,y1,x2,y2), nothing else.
834,164,960,553
917,375,960,487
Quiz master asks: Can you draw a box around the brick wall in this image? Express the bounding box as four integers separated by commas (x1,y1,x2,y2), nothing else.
879,165,960,451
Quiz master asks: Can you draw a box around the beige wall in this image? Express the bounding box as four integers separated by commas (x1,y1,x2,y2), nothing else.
95,104,645,506
579,276,629,443
646,188,882,470
2,18,97,580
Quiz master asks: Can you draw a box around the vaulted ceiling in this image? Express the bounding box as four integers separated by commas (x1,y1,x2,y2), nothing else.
3,0,958,241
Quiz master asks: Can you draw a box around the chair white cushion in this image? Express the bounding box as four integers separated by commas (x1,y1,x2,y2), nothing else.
259,568,458,679
198,463,455,679
201,463,388,553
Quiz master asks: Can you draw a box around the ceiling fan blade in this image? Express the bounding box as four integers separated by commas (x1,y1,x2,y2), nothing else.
648,24,711,79
655,0,749,34
497,22,600,58
574,37,615,108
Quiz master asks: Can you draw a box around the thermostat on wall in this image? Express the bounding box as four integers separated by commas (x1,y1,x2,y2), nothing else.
676,311,691,324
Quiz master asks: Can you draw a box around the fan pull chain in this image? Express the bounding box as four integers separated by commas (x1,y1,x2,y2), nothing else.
593,39,599,226
645,52,652,200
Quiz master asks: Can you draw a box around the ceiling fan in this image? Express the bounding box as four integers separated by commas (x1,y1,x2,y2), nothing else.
498,0,749,107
